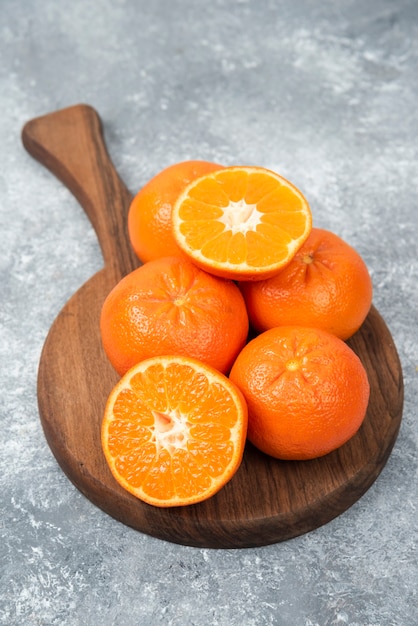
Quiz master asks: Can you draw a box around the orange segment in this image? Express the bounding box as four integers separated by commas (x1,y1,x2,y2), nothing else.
101,355,248,507
172,166,312,280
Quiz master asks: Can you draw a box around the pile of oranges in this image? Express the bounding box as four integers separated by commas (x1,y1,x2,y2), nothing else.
100,161,372,508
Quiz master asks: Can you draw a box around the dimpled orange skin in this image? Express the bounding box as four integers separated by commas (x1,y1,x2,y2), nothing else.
128,160,224,263
100,256,249,377
229,326,370,460
239,228,373,340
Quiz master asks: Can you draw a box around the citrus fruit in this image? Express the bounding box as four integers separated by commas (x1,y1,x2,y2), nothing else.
240,228,373,340
100,256,249,376
171,165,312,281
128,160,224,262
229,326,370,460
101,355,248,507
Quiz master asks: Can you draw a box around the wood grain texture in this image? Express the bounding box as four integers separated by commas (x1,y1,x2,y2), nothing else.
22,104,404,548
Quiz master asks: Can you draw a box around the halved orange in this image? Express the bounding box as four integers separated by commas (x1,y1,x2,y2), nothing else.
101,355,248,507
172,166,312,280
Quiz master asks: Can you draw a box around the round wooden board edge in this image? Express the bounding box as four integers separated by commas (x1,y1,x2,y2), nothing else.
36,305,404,549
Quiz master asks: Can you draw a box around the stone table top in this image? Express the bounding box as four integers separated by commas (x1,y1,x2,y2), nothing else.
1,1,417,624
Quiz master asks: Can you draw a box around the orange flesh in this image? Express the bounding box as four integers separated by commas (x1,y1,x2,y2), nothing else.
102,357,247,507
172,167,312,279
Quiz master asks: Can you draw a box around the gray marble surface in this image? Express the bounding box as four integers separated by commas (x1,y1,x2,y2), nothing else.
1,0,417,624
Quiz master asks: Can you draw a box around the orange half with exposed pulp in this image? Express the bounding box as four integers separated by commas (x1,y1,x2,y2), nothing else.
172,166,312,280
101,355,248,507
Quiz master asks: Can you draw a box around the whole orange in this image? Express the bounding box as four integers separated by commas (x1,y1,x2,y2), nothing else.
239,228,373,340
229,326,370,460
128,160,224,263
100,256,249,376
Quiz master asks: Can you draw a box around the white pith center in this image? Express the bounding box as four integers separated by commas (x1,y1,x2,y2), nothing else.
219,199,262,233
152,409,190,454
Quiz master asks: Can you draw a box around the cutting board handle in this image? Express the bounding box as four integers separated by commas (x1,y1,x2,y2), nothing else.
22,103,137,278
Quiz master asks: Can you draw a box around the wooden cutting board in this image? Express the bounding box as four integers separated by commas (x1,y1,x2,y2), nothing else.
22,104,404,549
